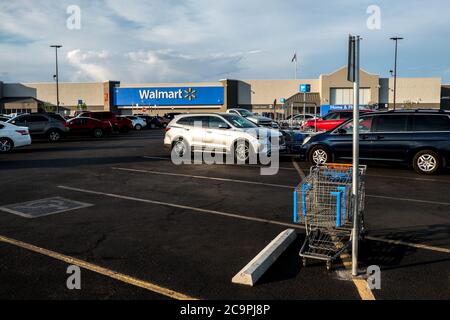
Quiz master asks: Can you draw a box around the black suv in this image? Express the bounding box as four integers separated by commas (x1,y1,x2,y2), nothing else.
299,110,450,174
8,113,69,142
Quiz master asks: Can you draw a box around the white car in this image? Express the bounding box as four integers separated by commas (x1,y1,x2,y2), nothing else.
125,116,147,131
164,113,286,162
0,121,32,153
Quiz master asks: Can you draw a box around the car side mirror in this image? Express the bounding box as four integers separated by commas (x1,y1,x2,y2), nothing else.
218,124,230,129
337,128,347,134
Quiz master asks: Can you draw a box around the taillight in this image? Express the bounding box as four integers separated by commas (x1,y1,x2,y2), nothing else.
164,127,171,132
16,130,29,135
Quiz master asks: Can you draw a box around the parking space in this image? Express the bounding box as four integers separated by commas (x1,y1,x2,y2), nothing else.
0,129,449,300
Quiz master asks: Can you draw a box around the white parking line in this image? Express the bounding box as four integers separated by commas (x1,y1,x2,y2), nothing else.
366,174,450,183
143,156,173,160
367,194,450,206
142,155,450,183
142,156,299,171
57,185,450,254
113,166,450,207
57,185,302,230
111,167,293,189
365,236,450,254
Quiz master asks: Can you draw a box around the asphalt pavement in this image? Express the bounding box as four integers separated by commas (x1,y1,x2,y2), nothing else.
0,130,449,299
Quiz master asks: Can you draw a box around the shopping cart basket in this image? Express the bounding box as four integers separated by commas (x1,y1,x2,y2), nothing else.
293,164,367,270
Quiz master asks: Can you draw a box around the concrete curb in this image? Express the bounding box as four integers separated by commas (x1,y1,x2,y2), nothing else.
232,229,297,286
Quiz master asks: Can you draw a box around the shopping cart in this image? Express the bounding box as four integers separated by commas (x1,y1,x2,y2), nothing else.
293,164,367,270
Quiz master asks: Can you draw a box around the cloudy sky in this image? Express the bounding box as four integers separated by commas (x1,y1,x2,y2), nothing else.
1,0,449,83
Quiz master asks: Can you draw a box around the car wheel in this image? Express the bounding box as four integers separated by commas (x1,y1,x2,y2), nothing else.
93,128,104,138
47,130,62,142
234,140,250,163
0,138,13,153
309,146,331,165
171,139,188,157
135,124,142,131
413,150,441,175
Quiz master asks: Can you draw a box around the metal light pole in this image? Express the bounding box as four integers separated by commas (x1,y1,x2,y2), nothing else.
50,45,62,114
390,37,403,110
351,36,360,276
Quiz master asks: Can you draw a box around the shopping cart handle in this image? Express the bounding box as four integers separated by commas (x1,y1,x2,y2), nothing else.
301,183,312,217
293,191,298,223
330,191,342,228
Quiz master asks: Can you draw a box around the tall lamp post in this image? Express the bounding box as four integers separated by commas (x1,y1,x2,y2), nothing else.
390,37,403,110
50,45,62,114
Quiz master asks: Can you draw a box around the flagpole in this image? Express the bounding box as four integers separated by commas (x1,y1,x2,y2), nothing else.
294,51,297,79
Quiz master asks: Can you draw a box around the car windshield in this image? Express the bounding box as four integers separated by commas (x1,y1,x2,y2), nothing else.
222,114,257,128
236,109,254,117
337,117,373,133
322,112,341,120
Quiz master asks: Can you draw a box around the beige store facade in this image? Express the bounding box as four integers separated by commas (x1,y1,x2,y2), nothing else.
0,67,443,116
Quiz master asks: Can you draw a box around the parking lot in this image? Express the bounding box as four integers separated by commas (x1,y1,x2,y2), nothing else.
0,129,449,300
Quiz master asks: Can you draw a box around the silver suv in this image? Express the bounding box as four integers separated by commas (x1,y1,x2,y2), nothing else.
8,113,69,142
226,108,275,127
164,113,285,162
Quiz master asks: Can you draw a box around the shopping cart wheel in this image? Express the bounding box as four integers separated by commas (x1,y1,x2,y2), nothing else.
302,258,307,267
326,261,332,271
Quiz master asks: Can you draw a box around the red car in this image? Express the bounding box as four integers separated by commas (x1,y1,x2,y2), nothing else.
302,110,372,132
76,111,131,132
67,117,113,138
116,116,133,132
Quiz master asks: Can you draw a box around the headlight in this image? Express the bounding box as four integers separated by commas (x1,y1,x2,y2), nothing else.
302,136,312,145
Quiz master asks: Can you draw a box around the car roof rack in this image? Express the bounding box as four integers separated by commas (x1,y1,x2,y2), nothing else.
386,109,447,113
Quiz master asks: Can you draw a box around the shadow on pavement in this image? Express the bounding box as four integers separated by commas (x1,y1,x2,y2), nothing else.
257,236,304,285
369,224,450,249
360,224,450,271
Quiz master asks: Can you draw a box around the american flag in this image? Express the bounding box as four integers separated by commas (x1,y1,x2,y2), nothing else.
291,52,297,62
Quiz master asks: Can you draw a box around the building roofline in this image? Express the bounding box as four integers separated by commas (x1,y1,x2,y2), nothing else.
21,81,114,85
321,65,379,77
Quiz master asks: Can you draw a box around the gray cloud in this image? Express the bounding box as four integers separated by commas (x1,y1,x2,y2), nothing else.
0,0,449,83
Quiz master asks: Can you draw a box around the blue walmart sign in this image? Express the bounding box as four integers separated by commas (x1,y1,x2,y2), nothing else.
299,84,311,93
113,86,224,106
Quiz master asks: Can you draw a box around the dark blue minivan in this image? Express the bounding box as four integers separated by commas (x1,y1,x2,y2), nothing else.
299,110,450,174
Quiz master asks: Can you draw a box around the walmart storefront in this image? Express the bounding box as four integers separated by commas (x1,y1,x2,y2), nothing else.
112,81,229,115
1,67,443,116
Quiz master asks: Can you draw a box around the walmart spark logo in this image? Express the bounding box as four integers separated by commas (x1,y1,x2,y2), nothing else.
184,88,197,101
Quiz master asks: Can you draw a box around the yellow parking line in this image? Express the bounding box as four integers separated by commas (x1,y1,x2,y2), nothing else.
339,253,376,300
0,235,198,300
352,278,376,300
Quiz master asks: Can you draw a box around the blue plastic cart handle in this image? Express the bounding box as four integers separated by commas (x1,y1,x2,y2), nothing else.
337,186,347,219
293,191,298,223
301,183,311,217
331,191,342,227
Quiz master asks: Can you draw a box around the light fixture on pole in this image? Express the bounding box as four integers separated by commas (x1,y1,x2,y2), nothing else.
390,37,403,110
50,45,62,114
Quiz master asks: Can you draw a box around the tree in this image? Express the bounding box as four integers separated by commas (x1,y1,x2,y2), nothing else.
43,103,56,113
77,102,88,111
